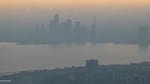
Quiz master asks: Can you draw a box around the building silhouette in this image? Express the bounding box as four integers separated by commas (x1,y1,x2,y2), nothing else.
91,17,97,42
66,19,72,33
138,25,149,47
2,59,150,84
86,59,99,73
54,14,59,25
29,14,150,45
75,21,80,29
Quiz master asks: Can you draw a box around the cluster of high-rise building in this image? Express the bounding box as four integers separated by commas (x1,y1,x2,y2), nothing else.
35,14,98,44
34,14,150,46
0,14,149,46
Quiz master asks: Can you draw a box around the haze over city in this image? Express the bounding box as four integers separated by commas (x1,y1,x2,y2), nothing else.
1,0,150,26
0,0,150,76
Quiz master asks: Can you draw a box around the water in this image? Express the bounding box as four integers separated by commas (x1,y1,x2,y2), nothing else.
0,43,150,73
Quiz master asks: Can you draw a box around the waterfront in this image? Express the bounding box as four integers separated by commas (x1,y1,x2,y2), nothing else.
0,43,150,73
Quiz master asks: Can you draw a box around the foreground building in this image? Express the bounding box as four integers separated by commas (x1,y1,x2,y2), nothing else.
1,59,150,84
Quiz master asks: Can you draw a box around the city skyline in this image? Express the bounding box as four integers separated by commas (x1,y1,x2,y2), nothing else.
0,14,148,46
1,0,150,26
1,0,150,78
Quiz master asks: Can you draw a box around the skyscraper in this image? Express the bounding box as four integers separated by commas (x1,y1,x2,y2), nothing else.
54,14,59,25
138,25,149,47
75,21,81,29
49,14,60,33
66,19,72,32
91,17,96,34
91,17,97,42
40,24,44,32
86,59,99,73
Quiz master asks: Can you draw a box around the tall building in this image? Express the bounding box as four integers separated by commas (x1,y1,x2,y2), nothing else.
75,21,81,29
91,17,97,42
49,14,60,33
138,25,149,47
54,14,59,25
86,59,99,73
91,17,96,35
66,19,72,32
35,24,40,32
40,24,44,32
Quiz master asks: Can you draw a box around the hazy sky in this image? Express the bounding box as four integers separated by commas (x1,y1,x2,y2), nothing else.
1,0,150,13
0,0,150,73
0,0,150,26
